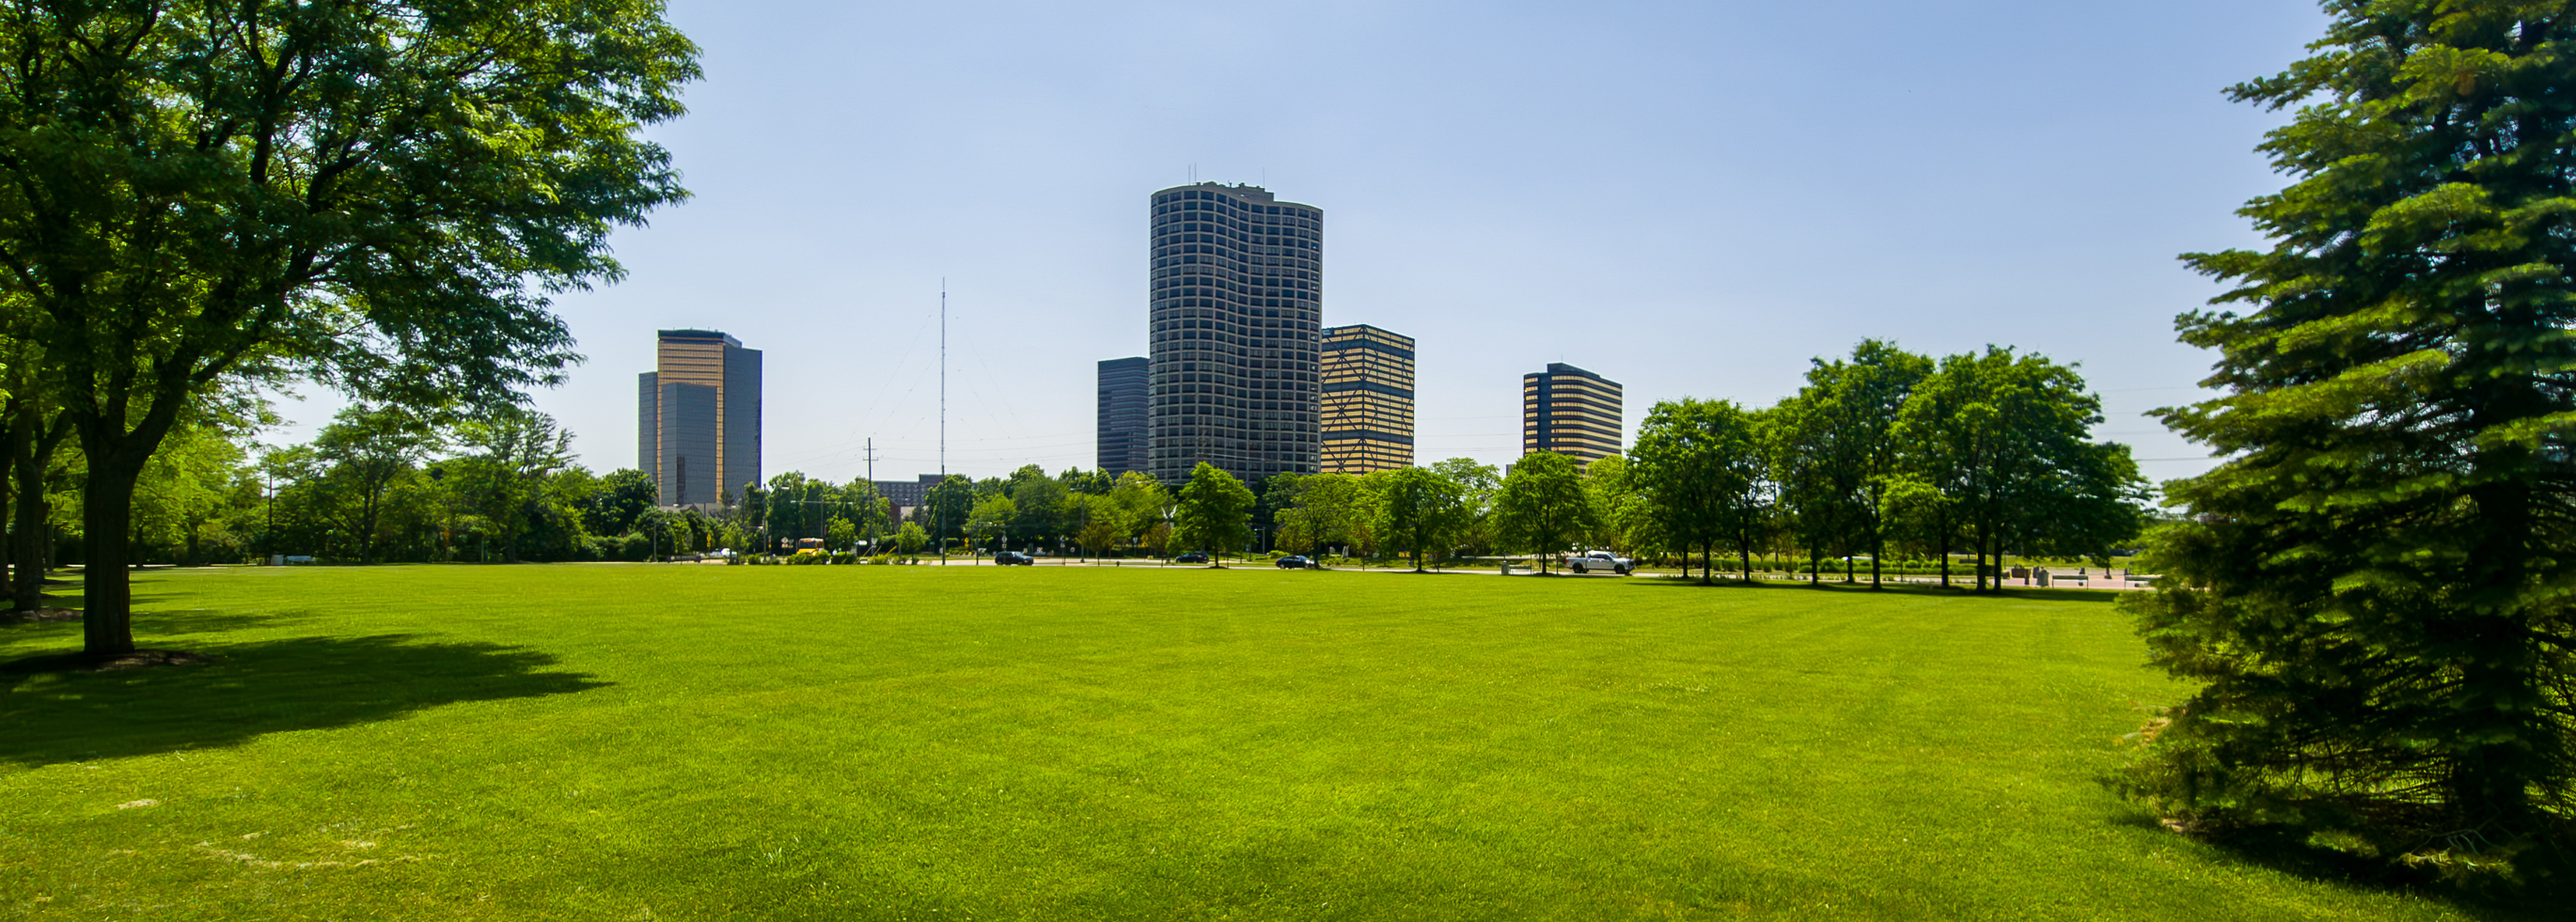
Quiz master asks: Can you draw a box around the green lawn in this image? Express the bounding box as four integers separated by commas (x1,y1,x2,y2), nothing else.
0,565,2501,920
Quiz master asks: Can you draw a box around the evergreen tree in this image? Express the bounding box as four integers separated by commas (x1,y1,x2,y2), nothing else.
2125,1,2576,870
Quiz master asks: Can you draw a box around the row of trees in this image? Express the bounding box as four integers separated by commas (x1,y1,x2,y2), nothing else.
1164,341,2147,587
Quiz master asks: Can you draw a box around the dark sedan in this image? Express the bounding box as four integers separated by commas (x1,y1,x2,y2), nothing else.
1174,552,1210,564
994,551,1034,566
1275,555,1317,569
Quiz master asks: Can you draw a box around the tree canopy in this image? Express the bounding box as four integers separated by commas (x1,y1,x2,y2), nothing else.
1495,451,1594,574
0,0,699,654
1171,462,1254,561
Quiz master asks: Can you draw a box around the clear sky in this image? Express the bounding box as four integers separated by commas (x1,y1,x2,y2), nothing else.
273,0,2328,488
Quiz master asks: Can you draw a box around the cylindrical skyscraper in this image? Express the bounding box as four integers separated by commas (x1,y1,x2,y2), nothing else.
1146,182,1323,485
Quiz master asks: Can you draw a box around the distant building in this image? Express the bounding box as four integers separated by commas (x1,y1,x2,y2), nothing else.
1097,356,1150,477
638,329,762,507
1319,324,1415,474
1147,182,1324,485
1522,363,1622,468
873,474,944,512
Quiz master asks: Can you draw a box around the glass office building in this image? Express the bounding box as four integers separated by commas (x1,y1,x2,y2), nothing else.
638,329,762,507
1096,356,1150,477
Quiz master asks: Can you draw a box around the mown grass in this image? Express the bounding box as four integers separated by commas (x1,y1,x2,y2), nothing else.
0,565,2511,920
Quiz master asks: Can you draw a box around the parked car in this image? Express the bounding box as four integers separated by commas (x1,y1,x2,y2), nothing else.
1568,551,1633,575
995,551,1034,566
1275,555,1317,570
1174,552,1211,564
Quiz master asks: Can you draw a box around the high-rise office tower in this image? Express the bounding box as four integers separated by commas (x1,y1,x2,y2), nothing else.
1147,182,1323,485
637,329,762,507
1097,356,1150,477
1319,324,1415,474
1522,363,1623,468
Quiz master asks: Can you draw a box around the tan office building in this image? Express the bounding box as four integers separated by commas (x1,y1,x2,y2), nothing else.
637,329,762,507
1522,363,1622,467
1319,324,1415,474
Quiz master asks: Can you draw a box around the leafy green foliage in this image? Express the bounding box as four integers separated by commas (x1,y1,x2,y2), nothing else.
1367,466,1467,570
1171,462,1253,559
1495,451,1595,573
1631,398,1768,584
2123,0,2576,873
1272,473,1373,560
0,0,699,652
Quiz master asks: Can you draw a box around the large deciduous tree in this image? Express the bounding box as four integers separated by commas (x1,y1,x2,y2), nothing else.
310,405,437,563
2123,1,2576,868
1171,462,1252,563
450,410,573,564
1494,451,1594,574
1274,472,1371,563
1369,465,1466,572
0,0,698,655
1632,398,1767,585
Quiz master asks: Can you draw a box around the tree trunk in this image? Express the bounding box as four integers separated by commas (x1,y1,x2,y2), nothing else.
1870,532,1883,589
10,411,68,614
1937,516,1951,588
82,452,146,655
2457,467,2544,831
1,407,19,609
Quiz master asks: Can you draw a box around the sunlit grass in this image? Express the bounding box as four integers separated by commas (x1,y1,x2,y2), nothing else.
0,565,2502,920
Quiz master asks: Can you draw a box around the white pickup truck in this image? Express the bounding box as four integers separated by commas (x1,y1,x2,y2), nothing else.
1566,551,1633,575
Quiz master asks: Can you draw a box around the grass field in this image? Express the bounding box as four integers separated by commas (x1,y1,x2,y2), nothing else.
0,565,2512,920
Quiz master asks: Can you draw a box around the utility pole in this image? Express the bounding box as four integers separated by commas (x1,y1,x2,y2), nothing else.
938,281,949,565
863,437,878,555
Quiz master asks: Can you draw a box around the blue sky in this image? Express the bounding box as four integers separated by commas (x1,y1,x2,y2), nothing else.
275,0,2328,487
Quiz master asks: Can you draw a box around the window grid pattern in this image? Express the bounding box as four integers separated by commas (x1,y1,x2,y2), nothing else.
1522,363,1624,469
1145,182,1325,485
1319,324,1415,474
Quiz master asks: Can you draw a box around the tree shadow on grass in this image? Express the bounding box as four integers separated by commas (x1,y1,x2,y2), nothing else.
0,633,608,766
1,603,324,638
1626,577,2123,604
2100,812,2566,921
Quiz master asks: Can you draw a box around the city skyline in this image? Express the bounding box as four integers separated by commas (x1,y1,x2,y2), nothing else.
250,2,2324,489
